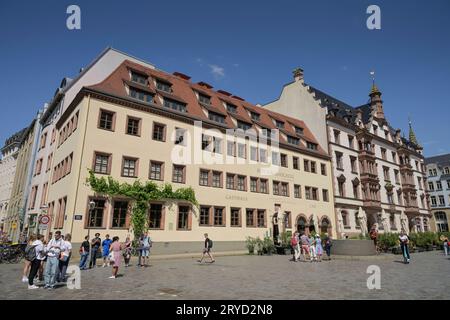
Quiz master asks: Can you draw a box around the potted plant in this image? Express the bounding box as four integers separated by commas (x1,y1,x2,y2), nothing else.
245,236,256,255
262,236,275,255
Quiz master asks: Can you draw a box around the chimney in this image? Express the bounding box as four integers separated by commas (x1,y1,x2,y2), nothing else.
293,67,304,83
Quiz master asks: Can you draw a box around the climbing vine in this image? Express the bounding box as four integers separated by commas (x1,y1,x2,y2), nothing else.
86,170,198,238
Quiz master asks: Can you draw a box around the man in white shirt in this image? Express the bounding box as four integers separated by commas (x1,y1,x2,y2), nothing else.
28,234,45,289
44,230,65,289
399,230,410,264
57,234,72,282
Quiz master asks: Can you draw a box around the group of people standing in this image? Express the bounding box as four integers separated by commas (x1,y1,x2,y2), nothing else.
78,232,152,279
291,232,332,262
23,230,72,289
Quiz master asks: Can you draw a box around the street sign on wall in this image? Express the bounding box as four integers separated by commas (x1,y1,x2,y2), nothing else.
39,215,50,225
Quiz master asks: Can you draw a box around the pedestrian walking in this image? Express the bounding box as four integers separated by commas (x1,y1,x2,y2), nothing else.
198,233,215,263
102,234,112,267
57,234,72,282
324,233,332,260
441,235,449,256
27,234,45,289
90,233,101,268
79,235,90,270
370,226,379,253
399,230,410,264
291,231,300,262
309,234,317,262
123,236,132,267
315,234,323,262
109,236,123,279
300,233,310,261
44,230,65,289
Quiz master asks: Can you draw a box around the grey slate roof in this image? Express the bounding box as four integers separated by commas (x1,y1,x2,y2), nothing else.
425,153,450,166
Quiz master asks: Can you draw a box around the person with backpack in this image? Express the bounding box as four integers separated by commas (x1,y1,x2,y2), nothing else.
198,233,215,263
291,232,300,262
27,234,45,289
44,230,65,289
399,230,411,264
138,232,152,267
79,235,90,270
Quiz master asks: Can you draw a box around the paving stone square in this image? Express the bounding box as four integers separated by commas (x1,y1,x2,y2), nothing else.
0,251,449,300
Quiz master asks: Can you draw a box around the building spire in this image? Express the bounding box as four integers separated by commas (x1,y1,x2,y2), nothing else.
408,116,419,146
368,70,384,119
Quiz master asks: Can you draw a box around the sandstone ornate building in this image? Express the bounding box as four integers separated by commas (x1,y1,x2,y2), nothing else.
3,48,431,247
265,68,430,237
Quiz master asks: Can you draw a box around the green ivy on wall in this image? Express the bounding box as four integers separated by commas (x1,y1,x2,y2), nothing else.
86,170,198,238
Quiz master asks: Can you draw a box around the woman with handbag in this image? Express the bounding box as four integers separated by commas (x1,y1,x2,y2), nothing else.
123,236,132,267
57,234,72,282
109,236,123,279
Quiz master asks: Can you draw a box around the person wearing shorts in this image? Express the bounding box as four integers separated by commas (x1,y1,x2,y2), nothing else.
300,233,310,261
139,232,151,267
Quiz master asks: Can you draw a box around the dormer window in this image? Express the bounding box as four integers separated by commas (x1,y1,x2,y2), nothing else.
287,136,300,146
260,128,271,138
250,112,260,121
156,80,171,93
209,111,225,124
198,93,211,105
129,87,153,103
163,98,187,113
295,126,304,135
275,120,284,129
237,121,251,131
226,103,237,114
131,71,148,86
307,142,318,150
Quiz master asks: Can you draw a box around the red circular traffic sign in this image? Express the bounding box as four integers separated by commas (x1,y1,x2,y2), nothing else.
39,215,50,225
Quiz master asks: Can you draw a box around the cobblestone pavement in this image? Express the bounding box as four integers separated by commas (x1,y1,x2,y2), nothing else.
1,251,449,300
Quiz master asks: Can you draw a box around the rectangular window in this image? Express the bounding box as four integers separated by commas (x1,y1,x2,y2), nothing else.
87,199,105,228
208,111,225,123
428,182,434,191
246,209,255,227
213,138,222,154
199,206,211,226
310,161,316,174
214,207,225,226
294,185,301,198
226,103,237,113
293,157,299,170
177,206,190,230
199,206,210,226
212,171,222,188
392,152,397,163
275,120,284,129
259,149,267,163
287,136,299,145
280,154,288,167
322,189,329,202
122,157,138,178
174,128,186,146
381,148,387,160
156,81,171,92
272,152,280,166
250,146,258,161
237,143,246,159
260,179,268,194
199,169,209,186
321,163,326,175
150,161,163,180
305,186,312,200
129,87,153,103
439,195,445,205
94,152,111,174
383,166,390,181
237,175,246,191
126,117,141,136
273,181,280,195
40,183,48,208
250,177,257,192
336,152,343,170
250,112,260,121
334,130,340,144
307,142,318,150
29,186,38,210
304,160,310,172
98,110,115,131
312,188,318,200
295,126,304,135
164,98,187,113
350,156,357,173
149,203,163,229
131,71,148,85
348,135,354,149
237,121,251,131
172,165,185,183
230,208,241,227
281,182,289,197
153,123,166,141
227,174,235,190
437,181,442,190
227,141,236,157
46,153,53,172
257,210,266,227
198,93,211,104
112,201,128,228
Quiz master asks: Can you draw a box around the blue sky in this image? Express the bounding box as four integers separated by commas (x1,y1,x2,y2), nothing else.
0,0,449,156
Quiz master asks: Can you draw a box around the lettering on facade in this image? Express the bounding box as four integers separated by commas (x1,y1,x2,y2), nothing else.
225,195,248,202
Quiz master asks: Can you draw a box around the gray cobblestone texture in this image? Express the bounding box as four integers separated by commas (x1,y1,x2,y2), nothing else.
0,251,449,300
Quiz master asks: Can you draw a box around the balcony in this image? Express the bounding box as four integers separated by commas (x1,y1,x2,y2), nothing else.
405,206,419,215
358,149,375,159
363,199,381,209
360,172,379,183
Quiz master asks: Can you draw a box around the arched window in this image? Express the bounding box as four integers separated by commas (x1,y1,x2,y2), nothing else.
297,216,307,233
423,218,429,232
321,217,330,233
341,211,349,228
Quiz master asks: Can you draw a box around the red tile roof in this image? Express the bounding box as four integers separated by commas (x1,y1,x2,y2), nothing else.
87,60,327,157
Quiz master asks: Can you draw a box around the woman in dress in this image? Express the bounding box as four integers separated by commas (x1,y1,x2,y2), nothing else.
123,236,132,267
109,236,122,279
315,234,323,262
308,234,317,262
